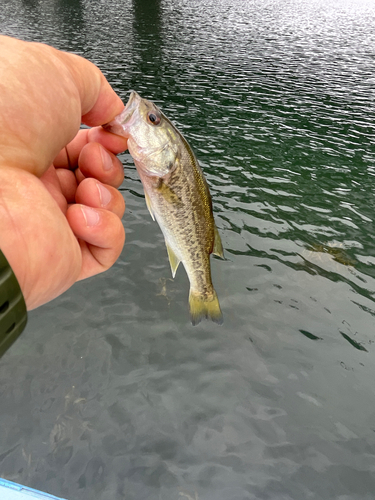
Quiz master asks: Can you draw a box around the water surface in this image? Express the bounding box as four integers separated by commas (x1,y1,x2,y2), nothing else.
1,1,375,499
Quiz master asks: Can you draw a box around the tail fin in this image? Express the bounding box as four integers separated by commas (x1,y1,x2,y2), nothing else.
189,289,223,326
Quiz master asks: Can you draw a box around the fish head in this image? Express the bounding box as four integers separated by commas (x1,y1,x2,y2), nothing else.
103,91,180,177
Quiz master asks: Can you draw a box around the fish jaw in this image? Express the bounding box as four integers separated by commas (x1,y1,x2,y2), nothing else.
103,91,141,138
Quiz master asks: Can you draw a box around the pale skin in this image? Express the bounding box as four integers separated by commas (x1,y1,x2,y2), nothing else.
0,35,129,310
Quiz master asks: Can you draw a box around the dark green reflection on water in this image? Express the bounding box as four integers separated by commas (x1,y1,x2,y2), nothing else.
132,0,162,34
128,0,164,95
55,0,85,36
21,0,40,7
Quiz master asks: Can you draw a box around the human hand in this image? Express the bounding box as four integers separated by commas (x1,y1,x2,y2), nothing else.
0,36,128,310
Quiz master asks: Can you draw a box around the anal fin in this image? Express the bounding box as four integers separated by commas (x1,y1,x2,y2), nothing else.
166,241,181,278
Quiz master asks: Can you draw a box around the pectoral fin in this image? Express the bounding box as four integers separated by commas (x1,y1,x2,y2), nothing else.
165,241,181,278
144,191,155,221
212,226,224,258
156,179,182,205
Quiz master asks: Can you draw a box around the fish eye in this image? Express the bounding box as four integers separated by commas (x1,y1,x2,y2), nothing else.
147,112,161,125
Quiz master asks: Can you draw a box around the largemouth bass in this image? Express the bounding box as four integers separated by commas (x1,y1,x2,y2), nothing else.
104,91,224,325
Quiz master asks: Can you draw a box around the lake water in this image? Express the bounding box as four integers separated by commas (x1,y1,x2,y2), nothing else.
1,0,375,498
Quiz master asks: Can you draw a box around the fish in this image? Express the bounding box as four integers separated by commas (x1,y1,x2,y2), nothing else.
103,91,224,325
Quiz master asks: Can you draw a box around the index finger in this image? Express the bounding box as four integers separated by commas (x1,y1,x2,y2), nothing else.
53,126,128,170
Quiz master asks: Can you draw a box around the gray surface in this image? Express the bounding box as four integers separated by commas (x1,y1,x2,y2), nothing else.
1,0,375,499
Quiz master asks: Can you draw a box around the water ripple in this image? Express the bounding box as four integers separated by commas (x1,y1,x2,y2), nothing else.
2,0,375,498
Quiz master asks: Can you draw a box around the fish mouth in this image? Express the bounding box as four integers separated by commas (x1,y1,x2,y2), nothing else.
102,90,141,137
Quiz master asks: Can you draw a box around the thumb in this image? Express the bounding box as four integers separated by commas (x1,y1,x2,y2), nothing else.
57,50,124,126
0,36,124,177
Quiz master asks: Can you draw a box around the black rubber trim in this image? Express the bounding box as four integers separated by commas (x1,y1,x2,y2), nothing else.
0,250,27,357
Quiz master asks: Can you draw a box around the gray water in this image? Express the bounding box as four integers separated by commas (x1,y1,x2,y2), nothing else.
1,0,375,498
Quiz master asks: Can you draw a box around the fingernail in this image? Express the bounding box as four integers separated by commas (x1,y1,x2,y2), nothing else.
100,147,113,171
81,206,100,226
97,182,112,207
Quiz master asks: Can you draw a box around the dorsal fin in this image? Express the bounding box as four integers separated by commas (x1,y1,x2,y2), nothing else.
212,226,224,258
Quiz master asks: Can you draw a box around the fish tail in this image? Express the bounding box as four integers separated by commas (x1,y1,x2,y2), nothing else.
189,289,223,326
